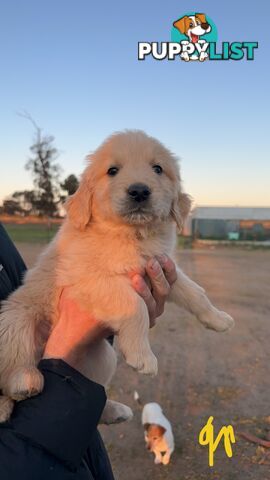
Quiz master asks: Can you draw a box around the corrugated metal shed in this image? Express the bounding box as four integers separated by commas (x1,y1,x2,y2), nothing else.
191,206,270,220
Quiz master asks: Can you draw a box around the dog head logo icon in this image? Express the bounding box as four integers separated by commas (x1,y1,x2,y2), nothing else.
173,14,211,43
172,12,214,61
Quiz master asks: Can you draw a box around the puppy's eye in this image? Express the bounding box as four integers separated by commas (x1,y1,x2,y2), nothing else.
152,164,163,175
189,22,193,27
107,166,119,177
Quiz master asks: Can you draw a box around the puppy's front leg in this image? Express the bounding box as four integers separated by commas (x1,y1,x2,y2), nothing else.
118,298,158,375
162,449,172,465
154,451,162,464
169,267,234,332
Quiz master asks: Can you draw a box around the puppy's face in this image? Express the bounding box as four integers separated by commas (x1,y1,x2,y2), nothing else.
66,131,191,231
92,132,182,226
173,14,211,42
144,423,166,451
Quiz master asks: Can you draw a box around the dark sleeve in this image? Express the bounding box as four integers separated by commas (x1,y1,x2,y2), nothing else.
1,359,107,472
0,224,26,300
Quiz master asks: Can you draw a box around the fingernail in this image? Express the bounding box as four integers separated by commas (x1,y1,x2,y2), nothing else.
149,259,159,272
156,254,167,265
132,274,141,286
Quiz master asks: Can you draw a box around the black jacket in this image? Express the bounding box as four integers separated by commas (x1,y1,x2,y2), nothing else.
0,224,115,480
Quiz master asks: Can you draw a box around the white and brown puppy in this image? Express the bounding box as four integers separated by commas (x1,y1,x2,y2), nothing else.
142,402,174,465
173,14,211,43
0,130,234,422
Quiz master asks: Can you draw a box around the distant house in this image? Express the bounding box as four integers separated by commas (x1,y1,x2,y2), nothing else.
189,206,270,241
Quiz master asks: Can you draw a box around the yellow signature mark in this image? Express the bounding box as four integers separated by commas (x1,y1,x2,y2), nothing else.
199,416,236,467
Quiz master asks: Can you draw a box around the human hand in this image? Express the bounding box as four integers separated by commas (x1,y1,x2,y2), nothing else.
43,288,112,372
43,255,177,372
131,255,177,327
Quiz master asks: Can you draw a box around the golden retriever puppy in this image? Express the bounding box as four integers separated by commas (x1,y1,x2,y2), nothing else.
0,130,234,422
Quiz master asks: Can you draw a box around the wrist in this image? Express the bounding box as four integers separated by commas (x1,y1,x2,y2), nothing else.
43,325,86,370
43,346,86,373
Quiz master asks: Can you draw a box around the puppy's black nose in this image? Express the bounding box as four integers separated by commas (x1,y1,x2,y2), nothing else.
128,183,151,203
201,22,209,30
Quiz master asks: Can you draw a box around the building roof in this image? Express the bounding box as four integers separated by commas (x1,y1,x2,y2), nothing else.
191,206,270,221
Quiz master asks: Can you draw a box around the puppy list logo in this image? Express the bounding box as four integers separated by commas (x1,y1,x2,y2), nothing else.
138,12,258,62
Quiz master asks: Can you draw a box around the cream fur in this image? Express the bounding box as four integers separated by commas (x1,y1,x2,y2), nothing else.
0,130,234,422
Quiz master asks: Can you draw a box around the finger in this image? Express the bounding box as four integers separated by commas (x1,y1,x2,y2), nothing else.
146,259,171,298
156,254,177,286
131,274,157,326
146,259,170,317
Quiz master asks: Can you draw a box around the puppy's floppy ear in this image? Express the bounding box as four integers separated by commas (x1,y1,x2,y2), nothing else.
173,16,189,34
171,189,192,232
65,173,93,230
143,423,151,432
196,13,207,24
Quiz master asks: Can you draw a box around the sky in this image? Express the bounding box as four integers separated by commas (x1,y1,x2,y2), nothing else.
0,0,269,207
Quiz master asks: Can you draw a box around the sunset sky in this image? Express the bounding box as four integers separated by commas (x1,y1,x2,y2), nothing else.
1,0,269,207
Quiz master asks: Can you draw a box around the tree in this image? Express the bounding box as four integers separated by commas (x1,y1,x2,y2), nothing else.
12,190,38,216
2,198,24,216
1,190,38,217
61,174,79,197
26,134,61,217
19,112,62,217
1,112,80,218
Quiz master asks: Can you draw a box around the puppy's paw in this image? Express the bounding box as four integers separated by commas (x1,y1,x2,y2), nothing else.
162,454,171,465
154,457,162,465
112,405,133,424
199,52,208,62
180,52,190,62
199,309,234,332
139,351,158,376
126,349,158,375
125,351,143,371
100,400,133,425
7,367,44,401
0,396,14,422
126,348,158,376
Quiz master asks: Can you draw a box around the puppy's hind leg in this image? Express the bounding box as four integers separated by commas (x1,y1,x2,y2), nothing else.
117,298,158,376
0,396,14,423
6,366,44,401
100,400,133,425
0,295,45,402
169,267,234,332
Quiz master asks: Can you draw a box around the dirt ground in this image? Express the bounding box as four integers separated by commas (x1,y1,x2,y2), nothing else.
18,244,270,480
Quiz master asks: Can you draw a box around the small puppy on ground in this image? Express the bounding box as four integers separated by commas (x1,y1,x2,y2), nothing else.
0,130,234,423
142,402,174,465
